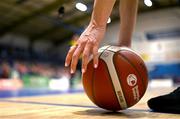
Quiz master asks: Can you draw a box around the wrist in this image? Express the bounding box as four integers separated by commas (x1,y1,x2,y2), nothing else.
89,19,107,29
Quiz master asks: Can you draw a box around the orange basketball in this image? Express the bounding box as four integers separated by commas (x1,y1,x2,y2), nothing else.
82,45,148,111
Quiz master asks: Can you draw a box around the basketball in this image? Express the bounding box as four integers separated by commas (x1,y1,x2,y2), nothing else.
82,45,148,111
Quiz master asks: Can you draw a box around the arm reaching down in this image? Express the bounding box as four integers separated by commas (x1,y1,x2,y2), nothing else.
65,0,116,73
119,0,139,47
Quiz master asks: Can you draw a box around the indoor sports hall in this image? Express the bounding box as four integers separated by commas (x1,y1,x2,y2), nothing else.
0,0,180,119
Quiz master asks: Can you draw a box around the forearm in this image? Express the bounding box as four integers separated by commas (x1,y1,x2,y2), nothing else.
90,0,116,27
119,0,139,47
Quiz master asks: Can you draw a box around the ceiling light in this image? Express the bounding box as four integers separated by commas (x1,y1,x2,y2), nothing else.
144,0,152,7
76,2,87,12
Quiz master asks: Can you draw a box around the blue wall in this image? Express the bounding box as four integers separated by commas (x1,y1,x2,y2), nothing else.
148,63,180,79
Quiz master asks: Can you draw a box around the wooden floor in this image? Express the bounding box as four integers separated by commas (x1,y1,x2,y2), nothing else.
0,87,179,119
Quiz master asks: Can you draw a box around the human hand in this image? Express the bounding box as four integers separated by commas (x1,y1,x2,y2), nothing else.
65,21,106,74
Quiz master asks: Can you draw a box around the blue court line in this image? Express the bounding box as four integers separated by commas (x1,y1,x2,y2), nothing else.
0,99,98,109
0,88,84,98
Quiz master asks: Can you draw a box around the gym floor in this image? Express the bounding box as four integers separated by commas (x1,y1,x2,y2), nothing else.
0,86,179,119
0,1,179,119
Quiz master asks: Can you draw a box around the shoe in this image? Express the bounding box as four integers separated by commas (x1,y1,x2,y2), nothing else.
147,87,180,113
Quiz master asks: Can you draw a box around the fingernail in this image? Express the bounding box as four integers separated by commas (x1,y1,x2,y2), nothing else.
94,64,98,68
65,63,68,67
70,69,74,74
82,68,85,73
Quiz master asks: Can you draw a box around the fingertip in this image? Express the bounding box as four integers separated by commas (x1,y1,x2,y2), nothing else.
94,64,98,68
65,62,68,67
82,68,85,73
65,56,71,67
81,64,87,73
93,57,99,69
70,69,74,74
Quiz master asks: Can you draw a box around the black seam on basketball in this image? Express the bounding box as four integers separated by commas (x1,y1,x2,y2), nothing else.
119,50,148,88
100,59,121,110
108,49,147,90
113,54,128,107
91,47,110,108
107,48,148,77
100,48,122,110
118,53,146,92
104,59,121,110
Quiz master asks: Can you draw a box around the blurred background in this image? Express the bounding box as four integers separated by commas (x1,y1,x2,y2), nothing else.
0,0,179,97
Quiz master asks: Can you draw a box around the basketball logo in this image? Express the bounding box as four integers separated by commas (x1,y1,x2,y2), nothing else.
127,74,137,87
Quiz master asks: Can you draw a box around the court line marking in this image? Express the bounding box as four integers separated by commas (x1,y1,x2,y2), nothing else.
0,99,98,109
0,89,84,98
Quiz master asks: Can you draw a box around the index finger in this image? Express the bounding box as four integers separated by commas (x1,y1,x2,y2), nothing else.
65,45,77,67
